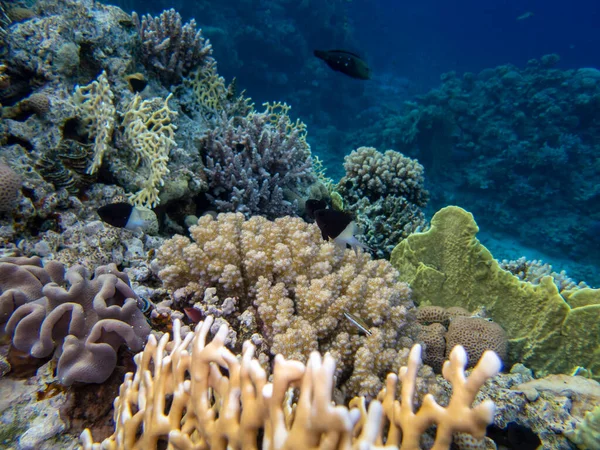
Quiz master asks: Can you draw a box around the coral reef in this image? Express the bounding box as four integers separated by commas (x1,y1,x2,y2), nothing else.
336,146,429,259
356,57,600,277
0,256,150,385
391,205,600,380
80,316,501,450
156,213,418,398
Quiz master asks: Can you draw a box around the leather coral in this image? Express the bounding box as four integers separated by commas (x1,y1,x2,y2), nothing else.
0,256,150,385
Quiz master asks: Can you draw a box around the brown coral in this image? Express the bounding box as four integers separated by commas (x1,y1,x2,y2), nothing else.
417,306,508,371
0,163,21,212
446,317,508,365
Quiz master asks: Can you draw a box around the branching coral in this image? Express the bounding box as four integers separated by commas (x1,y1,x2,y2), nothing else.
157,213,418,398
132,8,213,86
122,93,178,207
0,256,150,385
337,146,429,259
80,316,501,450
73,70,116,175
201,110,315,218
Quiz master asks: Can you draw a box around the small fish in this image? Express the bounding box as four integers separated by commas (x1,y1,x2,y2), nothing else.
313,208,370,253
305,198,328,219
97,202,156,232
516,11,534,21
314,49,371,80
344,311,372,336
184,307,203,323
124,73,148,93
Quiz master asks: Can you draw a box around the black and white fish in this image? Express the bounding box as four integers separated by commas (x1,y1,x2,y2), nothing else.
97,202,157,233
313,208,370,253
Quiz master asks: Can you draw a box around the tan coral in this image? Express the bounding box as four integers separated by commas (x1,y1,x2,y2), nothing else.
80,316,502,450
73,71,116,175
122,93,178,207
157,213,417,398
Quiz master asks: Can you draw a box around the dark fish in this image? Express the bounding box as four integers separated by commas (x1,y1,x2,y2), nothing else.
314,209,370,252
125,73,148,93
184,307,203,323
97,202,154,231
305,198,328,219
314,49,371,80
486,422,541,450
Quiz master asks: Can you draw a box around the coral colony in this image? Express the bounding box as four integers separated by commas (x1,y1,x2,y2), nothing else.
0,1,598,449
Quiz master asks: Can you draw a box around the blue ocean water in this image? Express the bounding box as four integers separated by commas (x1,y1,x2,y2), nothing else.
104,0,600,285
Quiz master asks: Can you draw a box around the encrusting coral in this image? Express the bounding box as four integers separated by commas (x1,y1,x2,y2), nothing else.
156,213,418,398
0,256,150,385
80,315,502,450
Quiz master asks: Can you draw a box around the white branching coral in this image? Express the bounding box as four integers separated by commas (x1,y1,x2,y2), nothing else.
80,316,501,450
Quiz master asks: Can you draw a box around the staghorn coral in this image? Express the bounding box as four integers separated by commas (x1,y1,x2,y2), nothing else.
80,315,502,450
337,146,429,259
156,213,418,398
201,110,316,219
132,8,213,86
0,256,150,385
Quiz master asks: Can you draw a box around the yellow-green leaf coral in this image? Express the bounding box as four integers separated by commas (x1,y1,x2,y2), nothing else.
390,205,600,380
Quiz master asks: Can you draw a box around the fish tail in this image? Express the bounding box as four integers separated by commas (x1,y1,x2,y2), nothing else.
314,50,326,60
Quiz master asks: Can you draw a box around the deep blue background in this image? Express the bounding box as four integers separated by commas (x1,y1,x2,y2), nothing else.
350,0,599,92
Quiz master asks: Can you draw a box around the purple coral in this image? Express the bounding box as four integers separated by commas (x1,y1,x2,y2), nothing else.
0,256,150,385
201,113,316,218
132,8,213,86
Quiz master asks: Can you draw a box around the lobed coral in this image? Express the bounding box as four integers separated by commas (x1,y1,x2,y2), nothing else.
156,213,418,398
0,256,150,385
80,315,501,450
336,146,429,259
416,305,508,373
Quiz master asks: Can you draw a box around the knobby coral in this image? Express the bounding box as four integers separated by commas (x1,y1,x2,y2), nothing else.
0,256,150,385
337,146,429,259
157,213,417,398
80,316,502,450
